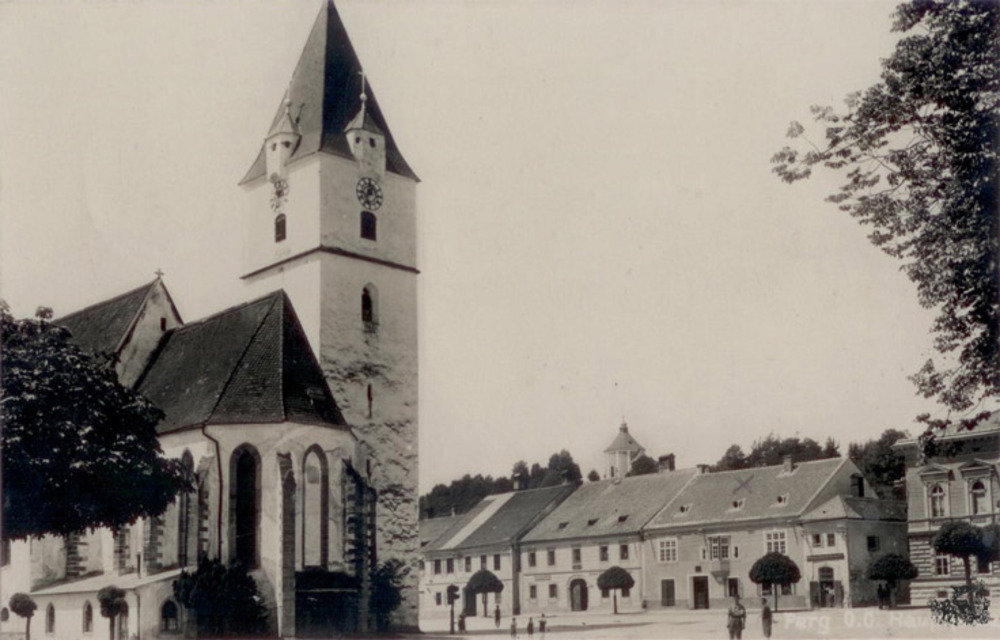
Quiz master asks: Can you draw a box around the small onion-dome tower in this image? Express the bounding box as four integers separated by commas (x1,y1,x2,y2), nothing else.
603,420,645,479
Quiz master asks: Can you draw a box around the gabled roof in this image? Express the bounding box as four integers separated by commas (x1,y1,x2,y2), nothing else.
802,495,907,523
240,1,417,184
604,423,644,454
521,469,697,543
646,457,848,530
57,279,176,356
420,515,463,549
424,484,578,554
136,291,346,433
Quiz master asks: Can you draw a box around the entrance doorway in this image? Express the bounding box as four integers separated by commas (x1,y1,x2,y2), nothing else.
692,576,710,609
570,579,589,611
818,567,835,608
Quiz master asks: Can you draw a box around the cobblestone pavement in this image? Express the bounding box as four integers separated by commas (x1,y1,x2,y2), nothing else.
419,607,1000,639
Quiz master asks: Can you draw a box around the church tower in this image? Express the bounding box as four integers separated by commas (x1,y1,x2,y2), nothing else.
239,1,419,627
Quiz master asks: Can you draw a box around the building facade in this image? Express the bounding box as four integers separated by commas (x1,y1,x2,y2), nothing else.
893,412,1000,603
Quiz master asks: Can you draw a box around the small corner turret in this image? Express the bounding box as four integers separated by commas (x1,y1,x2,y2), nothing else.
344,70,386,179
265,93,301,183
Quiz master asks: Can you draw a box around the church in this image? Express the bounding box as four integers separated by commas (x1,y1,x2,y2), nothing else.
0,1,420,636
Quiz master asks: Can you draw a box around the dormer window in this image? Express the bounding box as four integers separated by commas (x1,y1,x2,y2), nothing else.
775,494,788,505
617,515,629,523
557,522,568,530
587,518,598,526
730,499,745,510
275,214,287,242
678,504,691,514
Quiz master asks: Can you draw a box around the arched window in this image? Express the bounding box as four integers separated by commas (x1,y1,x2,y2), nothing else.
361,285,378,325
360,211,377,241
230,445,261,568
929,484,946,518
275,214,287,242
302,447,329,567
970,480,987,515
178,451,194,567
83,601,93,633
45,604,55,634
160,601,179,633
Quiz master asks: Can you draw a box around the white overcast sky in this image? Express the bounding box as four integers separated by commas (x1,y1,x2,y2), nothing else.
1,0,951,493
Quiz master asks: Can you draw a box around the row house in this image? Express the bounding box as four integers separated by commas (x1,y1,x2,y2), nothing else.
893,412,1000,603
519,466,697,614
642,457,905,611
419,484,576,621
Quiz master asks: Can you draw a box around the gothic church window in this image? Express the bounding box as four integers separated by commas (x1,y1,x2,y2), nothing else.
178,451,194,567
230,445,261,568
362,285,378,327
275,214,287,242
302,447,329,567
360,211,377,241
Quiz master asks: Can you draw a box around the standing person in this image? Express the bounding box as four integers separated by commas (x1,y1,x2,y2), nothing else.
527,617,534,638
510,618,517,639
761,598,773,639
539,614,547,637
726,595,746,640
495,604,501,628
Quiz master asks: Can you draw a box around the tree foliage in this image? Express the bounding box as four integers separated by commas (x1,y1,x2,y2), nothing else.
371,559,408,632
929,580,991,626
466,569,505,595
587,469,601,482
866,552,918,602
597,566,635,615
772,1,999,433
849,429,908,498
0,305,189,540
933,520,993,609
713,434,839,471
749,552,801,611
98,586,127,640
9,593,36,640
173,558,268,637
627,454,658,477
419,450,582,517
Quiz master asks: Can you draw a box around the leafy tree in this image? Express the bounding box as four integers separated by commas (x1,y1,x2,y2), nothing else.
749,552,801,611
9,593,37,640
0,304,188,540
587,469,601,482
173,558,268,637
466,569,504,617
714,444,751,472
541,450,582,487
866,553,918,608
596,566,635,614
371,559,408,631
772,1,999,434
627,454,658,477
713,435,839,471
933,521,986,608
98,586,127,640
849,429,908,498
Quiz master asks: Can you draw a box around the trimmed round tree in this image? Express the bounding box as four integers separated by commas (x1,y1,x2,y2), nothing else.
466,569,504,617
173,558,268,637
97,586,127,640
597,566,635,615
866,553,917,608
9,593,37,640
749,552,801,611
933,521,985,608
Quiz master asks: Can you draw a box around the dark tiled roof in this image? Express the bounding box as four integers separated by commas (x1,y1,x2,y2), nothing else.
522,469,698,543
57,280,156,356
136,291,346,433
802,495,907,522
646,458,848,530
603,423,645,454
425,484,578,553
240,1,417,184
420,515,463,549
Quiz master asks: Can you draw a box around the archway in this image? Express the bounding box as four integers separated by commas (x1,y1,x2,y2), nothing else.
570,579,588,612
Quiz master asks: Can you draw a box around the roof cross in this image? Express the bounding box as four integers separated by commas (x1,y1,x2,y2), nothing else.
154,268,165,278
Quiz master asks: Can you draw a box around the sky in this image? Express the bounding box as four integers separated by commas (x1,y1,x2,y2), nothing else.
0,0,951,494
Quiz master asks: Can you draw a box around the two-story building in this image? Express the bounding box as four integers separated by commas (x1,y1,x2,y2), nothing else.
518,466,697,614
419,484,577,622
893,412,1000,603
641,456,902,611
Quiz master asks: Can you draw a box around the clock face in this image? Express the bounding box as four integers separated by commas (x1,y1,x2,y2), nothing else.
356,177,383,210
270,178,289,212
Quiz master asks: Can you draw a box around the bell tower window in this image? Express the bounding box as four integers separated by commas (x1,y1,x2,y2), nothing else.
361,284,379,329
275,214,287,242
361,211,377,241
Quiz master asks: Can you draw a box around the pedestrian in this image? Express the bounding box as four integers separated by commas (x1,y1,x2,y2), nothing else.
458,612,466,633
527,617,534,638
761,598,772,639
539,613,547,637
510,617,517,639
726,595,746,640
495,604,501,628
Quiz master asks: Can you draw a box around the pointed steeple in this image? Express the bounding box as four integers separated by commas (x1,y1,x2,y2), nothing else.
241,0,416,184
265,92,301,181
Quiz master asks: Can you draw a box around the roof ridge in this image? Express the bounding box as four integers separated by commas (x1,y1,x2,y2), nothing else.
204,294,282,425
56,279,157,322
167,291,283,334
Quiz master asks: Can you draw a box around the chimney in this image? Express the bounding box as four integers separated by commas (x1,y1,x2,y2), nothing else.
512,472,524,491
696,464,710,475
658,454,676,473
620,421,629,433
783,455,794,473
